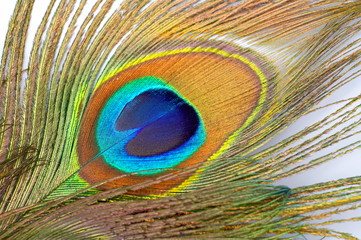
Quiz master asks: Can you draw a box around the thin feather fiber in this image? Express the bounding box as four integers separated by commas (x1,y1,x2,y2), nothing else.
0,0,361,239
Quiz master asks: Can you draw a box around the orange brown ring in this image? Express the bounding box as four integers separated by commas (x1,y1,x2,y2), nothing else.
78,51,262,196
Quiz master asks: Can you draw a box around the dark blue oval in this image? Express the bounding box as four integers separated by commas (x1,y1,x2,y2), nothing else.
115,89,200,157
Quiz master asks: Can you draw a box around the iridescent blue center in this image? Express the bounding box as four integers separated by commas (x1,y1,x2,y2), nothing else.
116,89,200,157
95,76,206,175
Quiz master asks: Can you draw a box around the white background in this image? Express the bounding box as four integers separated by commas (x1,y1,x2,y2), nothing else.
0,1,360,239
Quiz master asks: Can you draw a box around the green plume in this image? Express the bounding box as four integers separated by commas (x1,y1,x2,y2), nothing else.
0,0,360,239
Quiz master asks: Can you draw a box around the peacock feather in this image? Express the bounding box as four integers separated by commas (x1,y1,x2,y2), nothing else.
0,0,361,239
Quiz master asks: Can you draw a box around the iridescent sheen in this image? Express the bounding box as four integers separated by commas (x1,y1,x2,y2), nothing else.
94,76,206,175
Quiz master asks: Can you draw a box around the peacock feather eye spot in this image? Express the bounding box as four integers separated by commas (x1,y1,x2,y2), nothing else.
118,89,201,157
77,49,268,194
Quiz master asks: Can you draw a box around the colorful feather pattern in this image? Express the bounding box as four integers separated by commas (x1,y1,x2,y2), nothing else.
0,0,360,239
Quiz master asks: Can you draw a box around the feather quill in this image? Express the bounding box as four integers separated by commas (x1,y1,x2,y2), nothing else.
0,0,361,239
